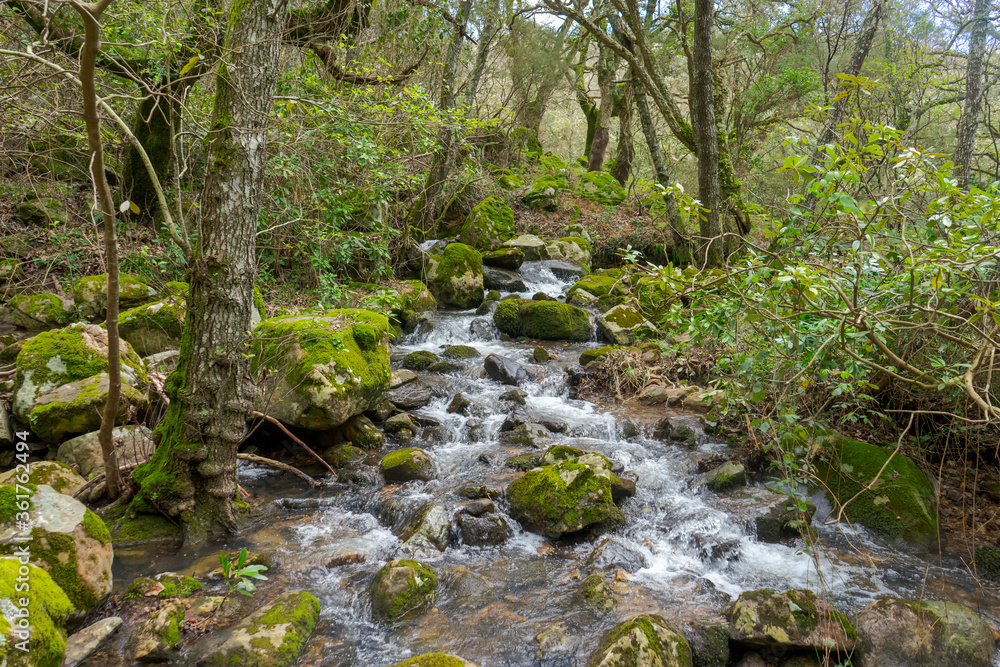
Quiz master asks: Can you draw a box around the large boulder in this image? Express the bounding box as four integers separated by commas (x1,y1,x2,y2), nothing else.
118,294,186,357
370,559,437,621
800,428,938,547
0,558,74,667
493,298,591,341
577,170,626,204
56,425,153,479
726,589,858,653
597,302,656,345
588,614,692,666
855,598,996,666
484,353,529,386
568,272,625,299
483,267,527,293
426,243,485,309
13,324,149,442
72,274,158,321
482,247,525,271
0,461,84,496
252,310,391,430
506,450,626,538
6,292,76,330
0,484,114,619
502,234,550,261
193,590,320,667
381,448,435,482
459,196,517,249
546,237,591,269
391,280,438,312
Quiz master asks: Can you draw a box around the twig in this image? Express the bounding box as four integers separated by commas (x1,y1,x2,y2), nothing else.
250,410,337,477
237,453,324,487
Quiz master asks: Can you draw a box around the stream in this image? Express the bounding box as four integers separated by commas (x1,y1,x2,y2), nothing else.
108,260,1000,666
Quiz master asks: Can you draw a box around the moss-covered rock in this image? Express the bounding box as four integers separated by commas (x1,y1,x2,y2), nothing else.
194,590,321,667
403,350,439,370
578,171,626,205
371,559,437,621
381,448,434,482
522,174,567,211
482,247,525,271
726,589,858,653
705,462,746,493
0,558,74,667
502,234,549,261
125,603,184,661
974,545,1000,579
856,598,995,666
7,292,76,330
426,243,485,309
799,428,938,547
493,298,591,341
496,169,525,190
252,310,392,431
388,654,478,667
579,346,616,367
0,484,113,620
547,237,591,269
506,454,625,538
391,280,438,312
17,197,68,226
327,414,385,449
588,614,692,666
160,281,189,297
568,273,624,299
118,294,186,356
322,444,367,468
0,461,84,496
442,344,479,359
13,324,148,442
578,573,616,612
459,196,517,249
72,274,157,321
384,412,416,436
0,258,21,283
597,302,656,345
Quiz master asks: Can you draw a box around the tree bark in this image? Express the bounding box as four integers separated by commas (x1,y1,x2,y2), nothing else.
72,0,122,500
587,41,615,171
131,0,287,543
692,0,721,267
953,0,990,190
612,81,634,185
464,0,500,109
122,82,180,216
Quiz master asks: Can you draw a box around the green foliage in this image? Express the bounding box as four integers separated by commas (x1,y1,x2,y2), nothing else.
219,547,268,597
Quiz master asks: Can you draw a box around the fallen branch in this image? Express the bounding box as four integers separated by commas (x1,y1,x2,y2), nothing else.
251,410,337,477
237,453,324,488
72,461,144,499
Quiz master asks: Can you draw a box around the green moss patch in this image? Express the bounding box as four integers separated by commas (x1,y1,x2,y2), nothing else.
493,299,591,341
0,560,74,667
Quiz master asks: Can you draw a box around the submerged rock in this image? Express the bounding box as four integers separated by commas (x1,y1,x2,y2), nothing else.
493,298,591,341
371,559,437,621
0,559,74,667
726,589,858,653
588,614,692,666
588,537,649,573
856,598,996,666
193,590,321,667
577,573,616,612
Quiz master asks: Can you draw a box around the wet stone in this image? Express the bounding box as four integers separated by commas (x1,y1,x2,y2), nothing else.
387,381,434,409
484,353,530,386
588,537,650,573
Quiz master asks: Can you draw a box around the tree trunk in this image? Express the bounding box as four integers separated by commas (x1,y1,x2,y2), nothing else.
464,0,499,109
131,0,287,543
575,39,599,157
411,0,472,232
612,81,634,185
692,0,721,267
122,84,178,216
73,0,123,500
953,0,990,190
587,42,614,171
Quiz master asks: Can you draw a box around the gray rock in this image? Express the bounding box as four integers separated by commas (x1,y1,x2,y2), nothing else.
705,462,746,493
483,267,527,292
542,258,589,280
458,513,511,546
597,301,656,346
588,537,650,573
484,353,529,386
447,393,472,415
61,617,122,667
387,381,434,409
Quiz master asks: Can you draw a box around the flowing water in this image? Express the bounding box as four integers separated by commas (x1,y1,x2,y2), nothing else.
108,260,1000,666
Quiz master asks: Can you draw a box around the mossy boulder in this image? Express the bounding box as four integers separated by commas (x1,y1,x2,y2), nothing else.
252,310,392,431
381,448,434,482
579,346,615,367
459,196,517,249
0,558,74,667
384,413,417,436
705,462,746,493
194,590,321,667
726,589,858,653
856,598,996,666
7,292,76,330
578,573,616,612
118,295,186,357
72,274,157,321
522,174,567,211
578,171,626,205
426,243,485,309
403,350,439,370
392,280,438,312
0,484,113,620
17,197,68,226
547,237,591,269
442,344,479,359
0,258,20,283
799,428,938,547
493,298,591,341
125,602,185,662
55,425,153,480
387,653,478,667
506,452,625,538
28,134,89,181
502,234,549,261
496,169,525,190
327,414,385,449
568,273,624,300
974,545,1000,578
588,614,692,667
370,558,437,621
597,302,656,345
13,324,148,442
482,247,525,271
0,461,84,496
